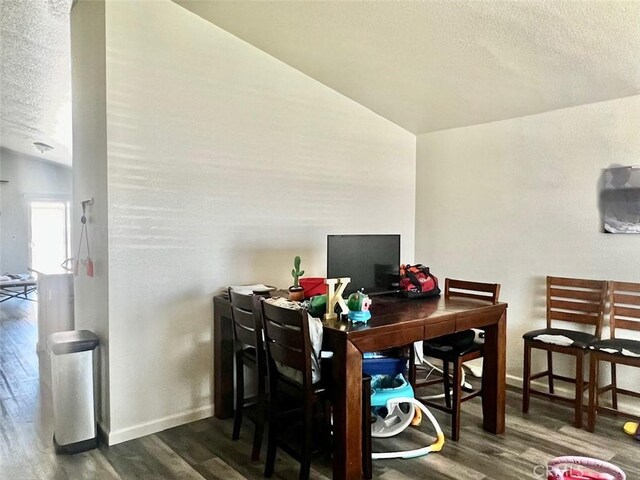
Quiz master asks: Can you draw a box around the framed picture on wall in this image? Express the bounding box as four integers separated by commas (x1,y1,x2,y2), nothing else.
601,166,640,233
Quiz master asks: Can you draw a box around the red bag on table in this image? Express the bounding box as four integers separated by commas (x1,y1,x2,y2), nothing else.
399,264,441,299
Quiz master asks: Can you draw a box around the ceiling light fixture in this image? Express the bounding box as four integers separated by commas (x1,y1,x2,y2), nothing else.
33,142,54,154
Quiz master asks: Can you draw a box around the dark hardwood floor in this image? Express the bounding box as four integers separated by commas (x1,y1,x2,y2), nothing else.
1,298,638,479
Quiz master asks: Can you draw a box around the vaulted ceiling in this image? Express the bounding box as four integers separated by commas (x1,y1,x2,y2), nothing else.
177,0,640,134
1,0,639,168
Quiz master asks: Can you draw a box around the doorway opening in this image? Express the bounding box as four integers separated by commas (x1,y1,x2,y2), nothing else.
29,199,71,275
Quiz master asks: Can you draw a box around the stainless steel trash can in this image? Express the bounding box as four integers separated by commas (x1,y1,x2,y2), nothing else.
49,330,99,454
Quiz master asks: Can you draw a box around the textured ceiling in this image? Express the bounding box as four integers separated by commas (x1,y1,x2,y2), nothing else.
0,0,72,165
176,0,640,134
2,1,637,163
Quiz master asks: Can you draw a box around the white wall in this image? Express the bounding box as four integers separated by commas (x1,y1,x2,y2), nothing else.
0,153,2,270
72,0,415,444
0,148,72,274
416,95,640,409
70,0,111,432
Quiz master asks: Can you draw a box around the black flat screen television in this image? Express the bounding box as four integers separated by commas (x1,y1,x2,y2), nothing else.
327,234,401,296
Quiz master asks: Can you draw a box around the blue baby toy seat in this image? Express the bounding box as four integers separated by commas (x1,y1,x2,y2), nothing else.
363,354,445,459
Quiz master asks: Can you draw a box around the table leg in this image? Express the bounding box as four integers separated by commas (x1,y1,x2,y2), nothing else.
213,296,235,419
331,337,363,480
0,288,18,303
481,309,506,434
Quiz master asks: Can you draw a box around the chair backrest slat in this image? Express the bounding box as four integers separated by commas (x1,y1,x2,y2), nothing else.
265,320,305,352
549,287,603,302
549,310,603,325
235,323,257,347
230,288,255,311
615,318,640,332
549,299,602,314
260,298,313,388
546,276,607,337
614,293,640,306
233,307,258,331
551,277,606,289
265,336,306,371
263,300,306,329
445,278,500,304
610,281,640,337
611,281,640,293
613,305,640,320
228,288,262,351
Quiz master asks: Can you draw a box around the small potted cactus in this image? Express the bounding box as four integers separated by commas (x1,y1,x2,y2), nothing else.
289,255,305,301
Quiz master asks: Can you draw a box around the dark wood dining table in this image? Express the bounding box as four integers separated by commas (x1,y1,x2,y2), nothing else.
213,292,507,480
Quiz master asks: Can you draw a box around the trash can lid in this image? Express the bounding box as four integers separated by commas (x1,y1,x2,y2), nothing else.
49,330,99,355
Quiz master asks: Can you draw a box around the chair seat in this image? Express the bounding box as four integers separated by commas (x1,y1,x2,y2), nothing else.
240,346,259,365
240,346,257,357
523,328,597,349
589,338,640,358
523,276,608,431
423,340,483,360
412,279,500,443
277,372,327,395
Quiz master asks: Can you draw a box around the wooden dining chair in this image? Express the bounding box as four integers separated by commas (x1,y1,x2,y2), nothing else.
228,288,267,461
257,297,373,480
258,297,331,480
410,278,500,441
588,281,640,432
522,276,608,428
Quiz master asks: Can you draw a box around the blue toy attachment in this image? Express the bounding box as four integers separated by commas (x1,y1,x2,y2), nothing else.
347,290,372,323
348,310,371,322
369,373,445,460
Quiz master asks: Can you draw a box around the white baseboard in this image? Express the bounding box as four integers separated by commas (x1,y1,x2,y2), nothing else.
97,419,110,442
506,373,533,390
105,404,214,446
98,374,636,446
506,374,640,416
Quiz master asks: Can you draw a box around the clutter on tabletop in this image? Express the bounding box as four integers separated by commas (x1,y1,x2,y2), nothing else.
289,256,305,301
307,294,327,318
324,277,351,321
347,289,372,323
266,296,302,310
299,277,328,298
228,284,274,296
